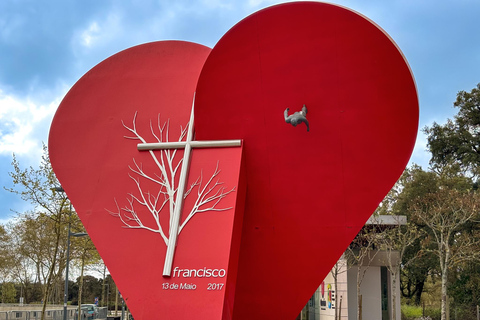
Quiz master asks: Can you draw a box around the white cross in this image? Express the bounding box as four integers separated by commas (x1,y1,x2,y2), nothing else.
137,97,241,277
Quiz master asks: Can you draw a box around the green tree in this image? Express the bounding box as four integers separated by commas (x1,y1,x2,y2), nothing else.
424,83,480,318
103,274,116,309
448,261,480,315
381,166,439,305
4,217,48,304
0,224,13,278
1,282,17,303
409,170,480,320
76,275,103,305
424,83,480,178
6,146,70,320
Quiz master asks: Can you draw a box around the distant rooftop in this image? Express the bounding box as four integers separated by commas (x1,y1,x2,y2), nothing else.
366,215,407,226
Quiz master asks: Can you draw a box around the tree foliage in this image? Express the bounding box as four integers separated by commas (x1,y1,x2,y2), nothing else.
378,166,439,305
409,170,480,320
7,148,70,319
71,275,103,306
3,146,102,317
1,282,17,303
0,225,13,278
422,83,480,317
425,83,480,177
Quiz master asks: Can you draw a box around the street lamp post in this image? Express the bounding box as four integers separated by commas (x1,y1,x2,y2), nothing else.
65,230,88,320
53,187,88,320
63,216,72,320
104,283,110,316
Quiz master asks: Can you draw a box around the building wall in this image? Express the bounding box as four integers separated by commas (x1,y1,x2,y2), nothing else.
346,265,402,319
347,266,382,320
300,250,402,320
318,262,349,320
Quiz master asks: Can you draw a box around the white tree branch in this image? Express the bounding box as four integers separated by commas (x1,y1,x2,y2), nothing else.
110,113,236,256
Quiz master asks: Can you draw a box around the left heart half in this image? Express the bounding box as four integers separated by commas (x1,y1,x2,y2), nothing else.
49,41,246,320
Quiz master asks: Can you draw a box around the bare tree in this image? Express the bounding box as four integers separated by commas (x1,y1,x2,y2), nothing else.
346,224,379,320
7,147,70,320
376,216,423,320
411,186,480,320
329,255,349,320
109,113,235,268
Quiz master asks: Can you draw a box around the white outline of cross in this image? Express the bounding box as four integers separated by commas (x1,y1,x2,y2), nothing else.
137,96,241,277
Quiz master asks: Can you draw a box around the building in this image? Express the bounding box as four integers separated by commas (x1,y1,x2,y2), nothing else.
298,215,406,320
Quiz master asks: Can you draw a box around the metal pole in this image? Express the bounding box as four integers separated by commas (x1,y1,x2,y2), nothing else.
63,220,71,320
101,264,106,307
54,187,71,320
115,287,119,316
338,295,342,320
105,283,110,316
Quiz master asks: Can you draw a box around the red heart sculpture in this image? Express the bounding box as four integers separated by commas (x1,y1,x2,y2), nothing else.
49,41,248,319
49,2,418,320
195,2,418,319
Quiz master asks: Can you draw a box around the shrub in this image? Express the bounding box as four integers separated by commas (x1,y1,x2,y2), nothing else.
423,307,440,320
401,304,422,319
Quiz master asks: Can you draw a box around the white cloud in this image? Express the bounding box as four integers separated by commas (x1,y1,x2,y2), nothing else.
246,0,293,9
200,0,234,10
81,22,101,47
0,88,66,158
72,13,122,53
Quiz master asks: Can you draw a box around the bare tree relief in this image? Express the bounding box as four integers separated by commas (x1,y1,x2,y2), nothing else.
107,112,235,248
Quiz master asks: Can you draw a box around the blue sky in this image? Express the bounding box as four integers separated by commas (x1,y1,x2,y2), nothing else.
1,0,479,222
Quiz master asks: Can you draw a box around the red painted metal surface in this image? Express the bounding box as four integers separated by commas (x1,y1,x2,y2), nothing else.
194,2,418,319
49,2,418,319
49,41,246,319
